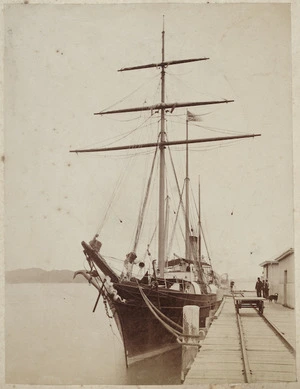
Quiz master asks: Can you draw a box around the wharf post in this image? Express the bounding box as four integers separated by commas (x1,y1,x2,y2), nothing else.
181,305,202,381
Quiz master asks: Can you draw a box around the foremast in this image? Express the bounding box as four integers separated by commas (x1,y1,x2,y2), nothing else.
158,22,166,277
70,24,261,279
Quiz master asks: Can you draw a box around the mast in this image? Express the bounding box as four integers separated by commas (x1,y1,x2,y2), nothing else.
198,176,201,262
165,195,170,265
158,19,166,277
185,112,190,261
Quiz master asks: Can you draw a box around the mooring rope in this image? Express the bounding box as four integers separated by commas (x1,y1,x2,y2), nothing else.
138,285,183,335
138,285,206,345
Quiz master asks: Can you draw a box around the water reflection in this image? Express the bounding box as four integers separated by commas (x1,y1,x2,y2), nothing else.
127,347,182,385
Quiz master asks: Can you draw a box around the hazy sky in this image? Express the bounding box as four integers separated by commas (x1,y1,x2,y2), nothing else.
4,3,293,280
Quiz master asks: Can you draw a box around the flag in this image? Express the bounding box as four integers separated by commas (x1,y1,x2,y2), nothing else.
187,110,203,122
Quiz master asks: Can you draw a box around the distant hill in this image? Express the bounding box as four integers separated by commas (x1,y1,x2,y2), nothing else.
5,268,86,284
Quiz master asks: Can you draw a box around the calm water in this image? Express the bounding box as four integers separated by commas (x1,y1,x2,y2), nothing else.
5,283,181,385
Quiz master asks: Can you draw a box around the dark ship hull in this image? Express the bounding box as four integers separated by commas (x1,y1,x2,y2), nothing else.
77,241,221,365
111,283,219,364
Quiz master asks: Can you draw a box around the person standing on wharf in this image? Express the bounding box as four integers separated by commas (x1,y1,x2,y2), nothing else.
255,277,263,297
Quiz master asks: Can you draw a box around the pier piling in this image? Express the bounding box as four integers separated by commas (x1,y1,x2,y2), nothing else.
181,305,201,381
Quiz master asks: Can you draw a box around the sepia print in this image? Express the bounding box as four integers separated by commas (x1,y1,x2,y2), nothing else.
3,2,298,387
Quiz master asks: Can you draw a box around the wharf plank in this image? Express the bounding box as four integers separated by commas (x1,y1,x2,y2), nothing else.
194,353,242,362
246,345,288,351
187,369,244,379
184,377,243,384
189,366,244,376
184,296,297,385
200,345,241,352
190,363,244,372
202,338,240,345
250,363,296,372
252,371,297,382
184,296,245,385
250,303,296,348
247,355,295,365
241,304,296,383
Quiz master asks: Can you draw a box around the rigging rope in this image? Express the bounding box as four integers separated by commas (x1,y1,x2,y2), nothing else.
96,166,127,234
142,223,158,262
138,285,183,337
98,73,160,114
99,116,160,149
166,136,186,217
200,223,212,265
166,69,229,103
187,121,244,136
166,182,184,261
190,187,213,266
165,136,191,255
95,118,159,235
132,139,159,253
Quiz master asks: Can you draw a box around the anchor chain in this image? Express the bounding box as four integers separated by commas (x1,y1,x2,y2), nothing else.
103,296,114,319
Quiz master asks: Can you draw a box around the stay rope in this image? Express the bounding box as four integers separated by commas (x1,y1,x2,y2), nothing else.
190,188,213,266
165,136,193,256
165,135,186,219
98,73,160,114
166,182,184,261
132,137,159,253
142,224,158,262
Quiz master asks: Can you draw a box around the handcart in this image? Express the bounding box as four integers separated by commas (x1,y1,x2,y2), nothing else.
234,296,265,315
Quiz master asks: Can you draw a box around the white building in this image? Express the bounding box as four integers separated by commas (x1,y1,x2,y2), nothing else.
259,248,294,308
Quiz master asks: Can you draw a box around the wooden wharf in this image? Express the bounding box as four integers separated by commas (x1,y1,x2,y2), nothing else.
184,295,296,384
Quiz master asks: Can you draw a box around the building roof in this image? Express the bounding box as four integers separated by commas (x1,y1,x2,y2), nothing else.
276,248,294,262
259,248,294,267
259,260,279,267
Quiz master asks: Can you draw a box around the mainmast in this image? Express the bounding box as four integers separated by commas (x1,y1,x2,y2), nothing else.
158,20,166,276
185,113,190,262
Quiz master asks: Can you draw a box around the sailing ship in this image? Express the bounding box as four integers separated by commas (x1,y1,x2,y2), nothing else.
72,23,260,366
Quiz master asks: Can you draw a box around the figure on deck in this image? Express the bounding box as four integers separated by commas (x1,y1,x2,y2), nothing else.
89,234,102,252
255,277,263,297
120,252,137,281
264,279,269,298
